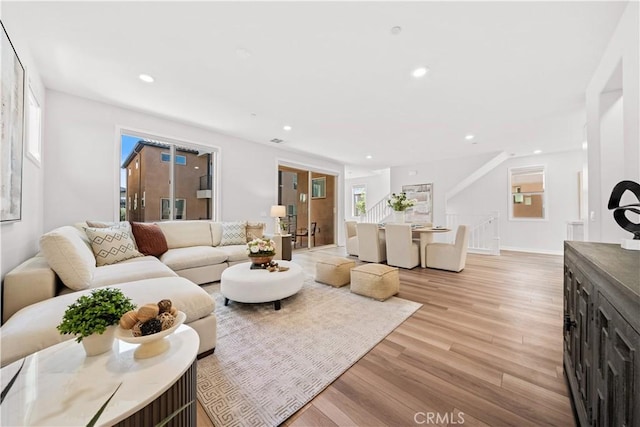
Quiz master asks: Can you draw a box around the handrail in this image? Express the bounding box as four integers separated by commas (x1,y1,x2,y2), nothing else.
363,193,392,224
446,212,500,255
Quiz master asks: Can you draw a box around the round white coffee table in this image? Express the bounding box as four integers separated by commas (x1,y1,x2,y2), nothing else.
220,261,304,310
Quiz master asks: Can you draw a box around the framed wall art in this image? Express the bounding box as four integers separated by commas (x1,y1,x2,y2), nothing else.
1,21,25,222
402,183,433,223
311,177,326,199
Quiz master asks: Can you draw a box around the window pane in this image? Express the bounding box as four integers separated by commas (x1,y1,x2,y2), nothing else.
122,135,215,222
510,166,545,219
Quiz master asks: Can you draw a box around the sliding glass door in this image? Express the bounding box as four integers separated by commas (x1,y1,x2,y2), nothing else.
278,165,336,249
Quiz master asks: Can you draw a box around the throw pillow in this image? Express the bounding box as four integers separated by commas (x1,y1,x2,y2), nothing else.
85,227,143,266
130,222,169,257
220,221,247,246
85,220,137,249
246,222,265,242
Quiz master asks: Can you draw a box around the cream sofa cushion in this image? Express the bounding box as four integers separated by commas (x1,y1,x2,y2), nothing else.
156,221,213,249
160,246,228,271
91,256,177,287
215,244,249,262
210,222,223,246
39,226,97,291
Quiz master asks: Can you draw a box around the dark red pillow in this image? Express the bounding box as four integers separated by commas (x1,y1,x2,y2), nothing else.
130,222,168,257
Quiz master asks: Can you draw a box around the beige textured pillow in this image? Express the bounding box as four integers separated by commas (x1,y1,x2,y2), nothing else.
39,226,97,291
86,220,137,249
85,227,143,266
246,222,265,242
220,222,247,246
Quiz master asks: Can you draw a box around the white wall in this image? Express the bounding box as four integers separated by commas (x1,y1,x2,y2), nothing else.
390,153,495,228
586,1,640,243
344,168,390,220
43,90,344,236
0,18,46,281
387,150,583,253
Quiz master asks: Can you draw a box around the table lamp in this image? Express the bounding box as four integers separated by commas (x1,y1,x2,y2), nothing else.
270,205,286,235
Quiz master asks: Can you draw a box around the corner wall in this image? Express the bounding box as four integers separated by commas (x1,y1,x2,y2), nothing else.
586,1,640,243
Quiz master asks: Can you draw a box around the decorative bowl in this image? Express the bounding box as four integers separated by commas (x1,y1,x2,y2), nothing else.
115,311,186,359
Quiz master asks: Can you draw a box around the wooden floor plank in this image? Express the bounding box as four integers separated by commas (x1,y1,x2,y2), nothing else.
197,248,576,427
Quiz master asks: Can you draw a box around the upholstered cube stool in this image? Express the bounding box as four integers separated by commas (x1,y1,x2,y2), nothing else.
315,256,356,287
350,263,399,301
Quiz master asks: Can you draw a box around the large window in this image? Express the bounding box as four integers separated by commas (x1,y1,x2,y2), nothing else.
352,185,366,217
120,131,218,222
509,166,546,220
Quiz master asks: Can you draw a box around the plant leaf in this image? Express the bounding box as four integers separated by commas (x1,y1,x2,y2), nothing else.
0,358,25,404
86,382,122,427
155,400,194,427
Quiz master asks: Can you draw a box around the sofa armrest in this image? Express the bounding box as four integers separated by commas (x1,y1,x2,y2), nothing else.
2,255,58,323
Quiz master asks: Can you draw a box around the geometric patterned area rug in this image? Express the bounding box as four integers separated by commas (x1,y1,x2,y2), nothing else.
197,274,421,427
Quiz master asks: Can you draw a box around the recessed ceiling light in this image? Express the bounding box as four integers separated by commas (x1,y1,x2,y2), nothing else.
283,125,292,131
365,155,372,159
390,26,402,35
465,134,475,141
139,74,154,83
534,149,542,154
412,67,429,78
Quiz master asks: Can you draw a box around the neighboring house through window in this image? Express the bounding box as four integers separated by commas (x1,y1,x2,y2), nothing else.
509,165,546,220
120,134,218,222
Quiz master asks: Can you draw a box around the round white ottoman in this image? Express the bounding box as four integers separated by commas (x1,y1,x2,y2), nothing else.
220,261,304,310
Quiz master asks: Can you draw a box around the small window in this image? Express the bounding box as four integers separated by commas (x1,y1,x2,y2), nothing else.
161,198,186,220
509,166,546,220
161,152,171,162
352,185,366,217
175,155,186,165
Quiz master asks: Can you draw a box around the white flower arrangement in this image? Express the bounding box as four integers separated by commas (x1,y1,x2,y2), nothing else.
387,192,418,212
246,237,276,256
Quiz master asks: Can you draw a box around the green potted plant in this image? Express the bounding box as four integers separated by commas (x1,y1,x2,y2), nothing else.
57,288,136,356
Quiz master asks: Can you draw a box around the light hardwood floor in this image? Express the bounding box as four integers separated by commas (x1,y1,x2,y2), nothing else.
198,247,575,427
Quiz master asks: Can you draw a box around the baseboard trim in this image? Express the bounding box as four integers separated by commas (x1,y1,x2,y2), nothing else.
500,246,563,256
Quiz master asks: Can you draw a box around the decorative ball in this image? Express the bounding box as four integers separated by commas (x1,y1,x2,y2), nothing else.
132,322,143,337
157,299,172,314
119,310,139,330
170,306,178,316
137,303,160,322
140,318,162,336
158,312,175,330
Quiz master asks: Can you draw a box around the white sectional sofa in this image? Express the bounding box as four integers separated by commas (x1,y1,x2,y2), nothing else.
1,220,275,367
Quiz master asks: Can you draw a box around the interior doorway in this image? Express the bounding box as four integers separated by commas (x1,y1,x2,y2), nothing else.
278,165,336,250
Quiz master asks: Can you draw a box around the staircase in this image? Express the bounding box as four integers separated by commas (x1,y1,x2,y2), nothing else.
362,193,392,224
446,212,500,255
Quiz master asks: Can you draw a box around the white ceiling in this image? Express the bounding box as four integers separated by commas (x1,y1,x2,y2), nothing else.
3,1,628,172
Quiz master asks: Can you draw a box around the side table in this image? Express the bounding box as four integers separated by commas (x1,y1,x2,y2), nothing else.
280,233,292,260
1,324,199,426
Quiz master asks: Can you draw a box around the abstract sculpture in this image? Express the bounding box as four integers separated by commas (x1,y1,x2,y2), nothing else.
607,180,640,249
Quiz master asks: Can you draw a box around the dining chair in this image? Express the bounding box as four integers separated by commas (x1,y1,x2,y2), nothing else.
356,223,386,263
426,225,470,272
295,222,317,248
384,223,420,269
345,221,359,256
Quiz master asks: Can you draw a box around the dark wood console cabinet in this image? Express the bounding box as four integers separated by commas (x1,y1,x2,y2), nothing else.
563,241,640,426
